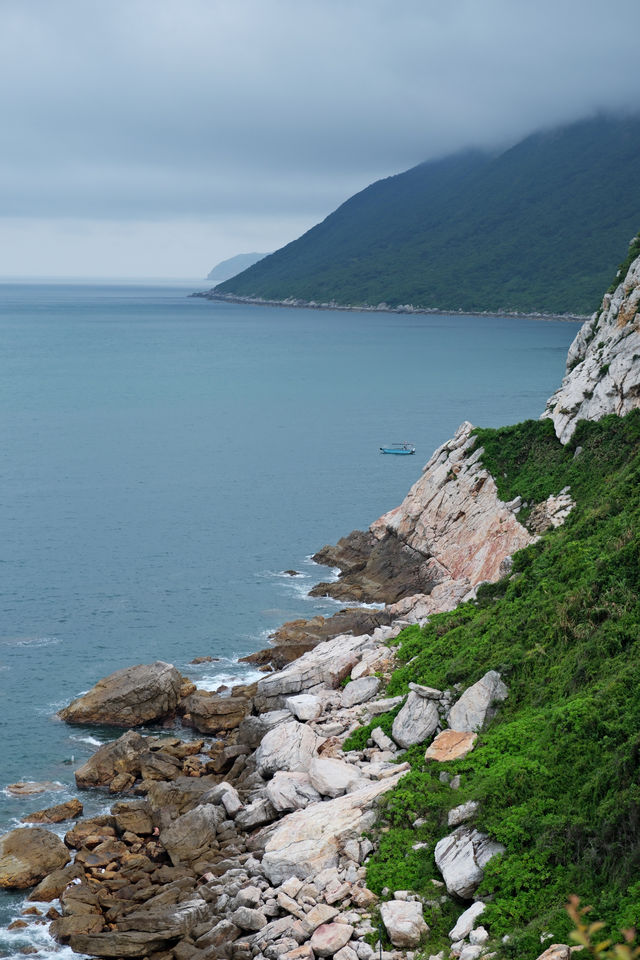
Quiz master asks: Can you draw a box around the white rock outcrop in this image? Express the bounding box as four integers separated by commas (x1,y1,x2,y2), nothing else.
544,247,640,443
434,826,505,899
447,670,508,733
379,900,429,948
391,691,439,748
261,773,405,885
254,720,320,779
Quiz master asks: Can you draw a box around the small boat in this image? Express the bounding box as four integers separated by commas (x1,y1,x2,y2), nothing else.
380,442,415,455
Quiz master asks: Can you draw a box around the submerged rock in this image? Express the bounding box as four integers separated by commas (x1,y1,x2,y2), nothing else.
21,798,83,824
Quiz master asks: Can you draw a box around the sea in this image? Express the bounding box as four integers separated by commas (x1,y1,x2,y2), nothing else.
0,280,579,956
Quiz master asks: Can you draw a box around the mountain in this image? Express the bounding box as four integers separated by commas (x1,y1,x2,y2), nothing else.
214,115,640,315
206,252,268,282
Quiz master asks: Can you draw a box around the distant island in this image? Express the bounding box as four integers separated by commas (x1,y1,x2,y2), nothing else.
206,252,269,282
212,114,640,316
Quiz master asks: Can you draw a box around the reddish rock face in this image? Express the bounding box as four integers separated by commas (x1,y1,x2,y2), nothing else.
425,730,477,762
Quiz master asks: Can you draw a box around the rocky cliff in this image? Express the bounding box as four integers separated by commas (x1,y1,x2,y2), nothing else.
544,241,640,443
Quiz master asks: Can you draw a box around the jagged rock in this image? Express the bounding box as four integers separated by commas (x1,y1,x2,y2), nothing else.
342,676,380,707
544,249,640,443
534,947,571,960
370,727,396,752
21,798,83,824
50,915,105,942
447,670,507,732
449,901,485,941
448,800,479,827
160,804,224,866
334,946,359,960
261,773,405,884
111,798,153,835
195,918,241,950
70,929,187,957
391,691,439,748
425,730,477,762
0,827,71,888
181,690,249,733
237,710,291,749
256,632,374,705
265,771,322,812
285,693,324,721
459,946,483,960
470,927,489,945
28,863,84,901
59,661,183,726
74,730,147,789
380,900,429,948
311,421,534,607
310,922,354,956
204,781,243,817
231,906,267,931
235,798,278,830
308,756,363,798
434,827,505,899
528,489,575,534
254,720,319,778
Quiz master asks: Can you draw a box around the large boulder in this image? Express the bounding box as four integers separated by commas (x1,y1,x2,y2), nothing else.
391,691,439,748
310,922,354,956
59,661,183,726
181,689,249,732
160,804,224,867
308,756,363,798
254,719,319,778
380,900,429,948
266,771,322,812
261,772,405,884
447,670,507,733
435,827,504,899
74,730,147,789
0,827,70,888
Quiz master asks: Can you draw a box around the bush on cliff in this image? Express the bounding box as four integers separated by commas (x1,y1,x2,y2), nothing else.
357,411,640,959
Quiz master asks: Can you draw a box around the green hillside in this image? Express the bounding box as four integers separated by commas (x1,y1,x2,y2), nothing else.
341,410,640,957
216,115,640,314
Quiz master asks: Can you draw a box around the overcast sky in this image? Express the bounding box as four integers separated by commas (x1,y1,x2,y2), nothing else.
1,0,639,279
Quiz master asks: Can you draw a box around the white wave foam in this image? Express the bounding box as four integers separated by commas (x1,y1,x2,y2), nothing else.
69,735,102,747
0,911,88,960
0,635,61,648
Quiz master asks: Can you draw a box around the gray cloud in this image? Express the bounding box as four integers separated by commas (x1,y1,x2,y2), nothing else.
1,0,639,275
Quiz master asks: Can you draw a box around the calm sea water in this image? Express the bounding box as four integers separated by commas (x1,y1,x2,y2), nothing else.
0,281,578,953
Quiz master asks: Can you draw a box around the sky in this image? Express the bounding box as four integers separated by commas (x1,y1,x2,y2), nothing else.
1,0,640,280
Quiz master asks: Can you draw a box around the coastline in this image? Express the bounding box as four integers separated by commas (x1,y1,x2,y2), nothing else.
191,290,587,324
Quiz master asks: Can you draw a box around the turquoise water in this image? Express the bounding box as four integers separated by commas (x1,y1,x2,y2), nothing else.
0,281,578,952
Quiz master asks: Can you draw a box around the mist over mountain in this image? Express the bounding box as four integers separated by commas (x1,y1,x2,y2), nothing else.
206,253,269,282
215,115,640,315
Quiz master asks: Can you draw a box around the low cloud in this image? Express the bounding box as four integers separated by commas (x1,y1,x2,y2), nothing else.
1,0,639,275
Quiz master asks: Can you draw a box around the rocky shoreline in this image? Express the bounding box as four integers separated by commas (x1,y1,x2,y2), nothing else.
0,422,576,960
190,291,587,325
4,249,640,960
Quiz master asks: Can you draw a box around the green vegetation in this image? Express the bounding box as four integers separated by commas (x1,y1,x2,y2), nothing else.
350,411,640,959
216,115,640,315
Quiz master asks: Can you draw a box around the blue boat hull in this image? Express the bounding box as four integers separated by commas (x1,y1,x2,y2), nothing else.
380,447,415,455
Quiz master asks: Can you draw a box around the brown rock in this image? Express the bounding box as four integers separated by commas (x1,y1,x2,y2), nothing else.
50,914,105,943
21,797,83,824
58,661,183,727
0,827,71,889
74,730,147,789
28,863,84,901
65,817,117,848
111,799,153,836
180,690,249,733
535,947,571,960
425,729,477,762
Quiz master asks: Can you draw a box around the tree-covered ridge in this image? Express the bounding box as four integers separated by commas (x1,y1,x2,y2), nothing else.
344,412,640,958
216,115,640,315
